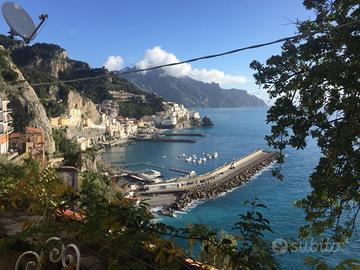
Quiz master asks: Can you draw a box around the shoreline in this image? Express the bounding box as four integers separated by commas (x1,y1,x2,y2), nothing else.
169,152,277,212
140,150,278,216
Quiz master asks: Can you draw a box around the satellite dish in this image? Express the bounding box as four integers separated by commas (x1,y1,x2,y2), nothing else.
1,2,48,44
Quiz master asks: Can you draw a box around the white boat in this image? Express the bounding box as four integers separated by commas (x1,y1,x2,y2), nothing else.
163,155,167,159
189,171,196,176
192,159,196,163
197,159,202,164
213,152,218,158
139,169,163,183
185,157,192,162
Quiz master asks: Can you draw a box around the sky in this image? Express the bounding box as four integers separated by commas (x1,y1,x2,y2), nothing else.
0,0,314,102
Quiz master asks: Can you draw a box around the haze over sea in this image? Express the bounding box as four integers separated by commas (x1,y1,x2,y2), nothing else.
103,107,359,269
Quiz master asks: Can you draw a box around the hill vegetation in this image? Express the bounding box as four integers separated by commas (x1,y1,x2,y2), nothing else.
0,36,164,119
122,69,266,108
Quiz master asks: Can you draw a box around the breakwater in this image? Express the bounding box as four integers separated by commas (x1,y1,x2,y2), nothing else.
134,137,196,143
162,133,206,137
166,152,277,211
140,149,279,212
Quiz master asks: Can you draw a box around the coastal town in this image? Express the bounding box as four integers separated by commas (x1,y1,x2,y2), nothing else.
0,91,278,216
1,0,358,269
0,94,206,157
1,92,215,198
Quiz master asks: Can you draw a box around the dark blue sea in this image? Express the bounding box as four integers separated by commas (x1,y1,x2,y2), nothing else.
103,107,360,269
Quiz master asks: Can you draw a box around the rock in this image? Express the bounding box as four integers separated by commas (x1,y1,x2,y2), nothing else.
0,46,55,155
67,90,101,124
77,152,98,172
168,153,278,211
10,43,69,78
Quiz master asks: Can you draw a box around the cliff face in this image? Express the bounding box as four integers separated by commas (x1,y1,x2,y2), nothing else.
10,43,69,78
67,90,101,124
0,46,55,154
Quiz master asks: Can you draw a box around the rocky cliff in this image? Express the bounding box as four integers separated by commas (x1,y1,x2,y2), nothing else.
67,90,101,124
10,43,69,78
0,46,55,154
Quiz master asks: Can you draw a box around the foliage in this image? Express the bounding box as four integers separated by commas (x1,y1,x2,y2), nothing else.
0,163,185,269
59,67,113,103
117,97,164,119
11,43,65,67
304,256,360,270
52,128,80,166
156,198,277,270
0,160,277,270
0,158,67,217
0,48,18,82
250,0,360,244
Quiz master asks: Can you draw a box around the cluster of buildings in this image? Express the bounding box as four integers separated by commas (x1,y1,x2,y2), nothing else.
0,97,45,159
0,94,204,158
154,102,200,128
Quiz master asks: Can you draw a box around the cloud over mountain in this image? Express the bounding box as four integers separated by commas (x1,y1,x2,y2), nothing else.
104,55,124,71
135,46,247,86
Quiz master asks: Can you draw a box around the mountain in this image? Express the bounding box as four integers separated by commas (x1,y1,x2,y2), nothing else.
0,36,164,120
0,45,56,154
0,35,165,155
121,69,266,108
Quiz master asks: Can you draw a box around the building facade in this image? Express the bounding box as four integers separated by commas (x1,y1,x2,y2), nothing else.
0,97,13,154
9,127,45,157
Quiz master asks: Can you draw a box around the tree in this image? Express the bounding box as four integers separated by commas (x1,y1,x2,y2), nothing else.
250,0,359,243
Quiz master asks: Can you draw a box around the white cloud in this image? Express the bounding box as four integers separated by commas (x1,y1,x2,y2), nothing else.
104,55,124,71
136,46,191,77
136,46,247,86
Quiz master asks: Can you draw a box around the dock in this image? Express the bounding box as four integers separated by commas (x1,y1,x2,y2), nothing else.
116,162,165,169
140,149,278,210
162,133,206,137
133,137,196,143
169,167,192,175
101,139,128,147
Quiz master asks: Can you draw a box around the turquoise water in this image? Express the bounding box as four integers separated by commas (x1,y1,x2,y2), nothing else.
103,108,359,269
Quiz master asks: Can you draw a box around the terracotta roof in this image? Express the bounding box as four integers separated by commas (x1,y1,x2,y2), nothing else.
25,127,44,134
9,132,21,139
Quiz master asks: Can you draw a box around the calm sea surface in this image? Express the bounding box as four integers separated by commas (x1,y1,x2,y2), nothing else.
103,107,359,269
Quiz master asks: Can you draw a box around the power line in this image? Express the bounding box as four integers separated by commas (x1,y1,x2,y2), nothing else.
8,19,360,88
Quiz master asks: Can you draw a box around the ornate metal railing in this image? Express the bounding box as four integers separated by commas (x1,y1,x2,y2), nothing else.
15,237,81,270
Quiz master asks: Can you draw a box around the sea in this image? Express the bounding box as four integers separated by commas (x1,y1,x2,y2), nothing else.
102,107,360,269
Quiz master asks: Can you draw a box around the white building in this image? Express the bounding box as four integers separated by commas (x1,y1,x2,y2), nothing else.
0,97,13,154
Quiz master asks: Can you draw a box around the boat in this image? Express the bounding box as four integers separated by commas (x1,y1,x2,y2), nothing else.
139,169,163,183
185,157,192,162
192,159,196,163
163,155,167,158
189,171,196,176
213,152,218,158
197,160,202,164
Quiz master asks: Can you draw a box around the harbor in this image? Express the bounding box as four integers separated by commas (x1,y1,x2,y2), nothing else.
138,149,278,213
